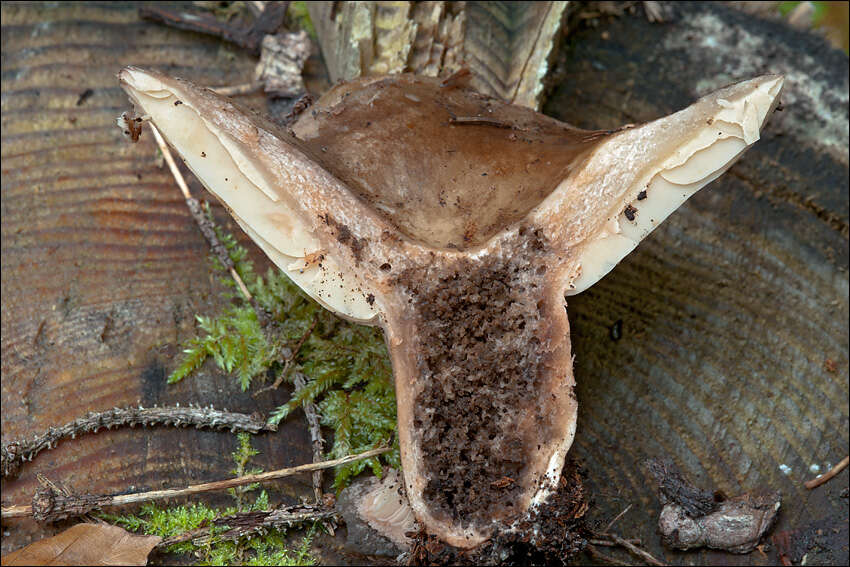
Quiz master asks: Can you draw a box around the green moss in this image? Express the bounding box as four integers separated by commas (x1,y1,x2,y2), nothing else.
100,435,318,565
778,1,827,22
288,2,317,40
169,213,400,489
230,432,263,510
102,502,229,556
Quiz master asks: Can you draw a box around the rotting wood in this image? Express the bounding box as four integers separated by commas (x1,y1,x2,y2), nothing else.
307,1,569,109
157,503,337,548
0,2,319,559
2,405,275,479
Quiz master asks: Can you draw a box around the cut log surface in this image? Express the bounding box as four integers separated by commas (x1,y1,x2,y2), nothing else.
307,1,569,109
546,3,848,565
1,2,847,565
0,1,318,557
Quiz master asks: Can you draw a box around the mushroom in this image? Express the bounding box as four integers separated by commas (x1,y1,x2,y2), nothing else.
337,468,416,553
119,67,784,548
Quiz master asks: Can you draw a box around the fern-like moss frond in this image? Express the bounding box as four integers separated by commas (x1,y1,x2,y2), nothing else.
168,219,400,488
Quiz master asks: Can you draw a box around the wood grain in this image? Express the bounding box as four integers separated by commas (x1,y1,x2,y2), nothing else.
545,2,848,565
307,1,568,109
1,1,317,556
2,2,847,565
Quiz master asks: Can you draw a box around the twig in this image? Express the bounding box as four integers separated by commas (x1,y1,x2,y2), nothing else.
149,123,191,199
208,504,334,542
603,502,633,533
448,116,515,129
1,446,389,521
589,538,642,547
212,81,264,96
157,503,336,548
248,317,323,509
603,533,667,566
254,315,318,397
138,2,288,56
1,405,275,478
283,92,315,125
586,544,632,566
148,124,259,310
293,372,324,504
805,455,849,489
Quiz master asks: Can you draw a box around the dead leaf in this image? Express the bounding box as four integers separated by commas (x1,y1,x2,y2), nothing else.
1,523,161,566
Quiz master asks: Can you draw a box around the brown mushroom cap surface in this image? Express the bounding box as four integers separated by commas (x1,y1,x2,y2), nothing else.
119,68,783,548
292,75,606,250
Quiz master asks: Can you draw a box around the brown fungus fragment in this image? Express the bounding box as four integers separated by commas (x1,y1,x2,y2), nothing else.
116,111,143,142
119,68,783,548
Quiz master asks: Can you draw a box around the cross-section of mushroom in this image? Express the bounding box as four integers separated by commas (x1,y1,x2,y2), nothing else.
119,67,783,548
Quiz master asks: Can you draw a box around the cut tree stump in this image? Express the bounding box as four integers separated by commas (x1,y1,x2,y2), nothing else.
0,1,329,559
1,2,847,565
548,3,848,565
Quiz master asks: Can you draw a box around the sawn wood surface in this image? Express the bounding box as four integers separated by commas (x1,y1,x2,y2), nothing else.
1,2,847,565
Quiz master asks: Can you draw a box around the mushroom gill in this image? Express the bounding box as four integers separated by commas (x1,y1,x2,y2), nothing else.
119,68,784,548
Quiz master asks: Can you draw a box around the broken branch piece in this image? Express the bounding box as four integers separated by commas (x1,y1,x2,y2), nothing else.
119,67,783,548
647,458,781,554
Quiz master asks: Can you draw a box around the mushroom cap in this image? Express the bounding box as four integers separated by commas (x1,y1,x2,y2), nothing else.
291,74,606,250
119,68,783,548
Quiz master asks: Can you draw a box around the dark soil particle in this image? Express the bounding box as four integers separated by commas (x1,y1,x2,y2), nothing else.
336,224,352,244
398,228,557,532
408,461,589,566
610,319,623,341
324,215,366,262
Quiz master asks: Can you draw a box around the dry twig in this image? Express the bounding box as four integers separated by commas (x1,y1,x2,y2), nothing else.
1,405,274,478
148,123,254,303
138,2,287,55
603,532,667,566
1,446,389,521
448,116,515,129
603,502,633,533
212,81,264,96
586,544,632,566
156,503,336,548
254,315,318,397
804,455,849,489
293,373,324,505
589,537,642,547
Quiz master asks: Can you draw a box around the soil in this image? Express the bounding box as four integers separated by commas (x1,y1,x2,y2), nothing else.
408,460,589,566
397,228,559,532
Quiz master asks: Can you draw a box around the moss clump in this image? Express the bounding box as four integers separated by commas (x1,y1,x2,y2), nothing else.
169,215,400,489
101,435,317,566
288,2,318,40
229,432,263,510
